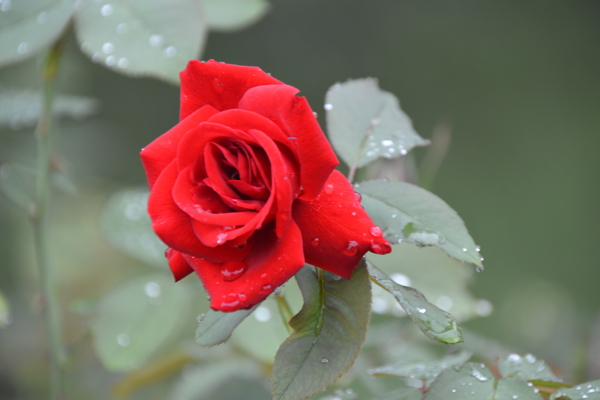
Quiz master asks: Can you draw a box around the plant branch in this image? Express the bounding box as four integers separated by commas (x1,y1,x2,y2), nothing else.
274,294,294,334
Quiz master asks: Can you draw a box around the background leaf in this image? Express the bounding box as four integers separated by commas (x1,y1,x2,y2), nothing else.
90,273,190,371
0,163,35,209
325,78,429,170
195,306,257,347
0,289,10,328
271,263,372,400
370,387,423,400
369,350,472,381
0,0,74,67
367,263,463,344
203,0,270,31
550,380,600,400
358,179,482,267
74,0,206,84
498,353,561,382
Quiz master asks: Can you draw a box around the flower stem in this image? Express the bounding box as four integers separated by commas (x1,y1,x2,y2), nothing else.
32,38,67,400
274,294,294,334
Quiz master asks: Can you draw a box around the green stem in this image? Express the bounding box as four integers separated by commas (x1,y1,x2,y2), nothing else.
32,38,67,400
274,294,294,334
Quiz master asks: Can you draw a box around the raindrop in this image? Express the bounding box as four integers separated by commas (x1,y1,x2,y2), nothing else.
320,358,329,364
381,139,394,147
451,389,457,393
144,282,161,298
507,353,521,362
117,58,129,68
351,211,357,216
219,261,247,282
91,52,102,63
479,256,484,261
100,4,113,16
105,55,116,66
102,42,114,54
416,307,426,313
164,46,177,58
476,265,484,272
311,237,320,246
391,213,397,218
462,247,468,252
216,232,227,244
524,353,537,363
116,333,130,347
220,293,240,309
238,293,247,301
116,22,128,34
37,11,48,23
196,313,205,323
399,148,408,155
17,42,28,54
254,306,271,322
344,241,359,256
474,298,493,317
262,285,272,291
312,111,318,117
512,396,518,399
323,184,334,194
149,34,165,48
354,191,362,202
370,226,383,237
324,103,333,111
475,245,481,252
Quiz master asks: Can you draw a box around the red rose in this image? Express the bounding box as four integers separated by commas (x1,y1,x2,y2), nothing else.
141,60,391,312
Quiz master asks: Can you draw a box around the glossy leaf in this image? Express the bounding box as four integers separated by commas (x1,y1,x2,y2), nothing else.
550,380,600,400
367,263,463,344
358,179,482,267
195,306,257,347
498,353,561,382
369,350,472,381
0,88,98,130
271,263,372,400
370,387,423,400
74,0,206,84
90,274,190,371
100,188,167,268
203,0,270,31
0,0,74,67
424,363,543,400
325,78,429,169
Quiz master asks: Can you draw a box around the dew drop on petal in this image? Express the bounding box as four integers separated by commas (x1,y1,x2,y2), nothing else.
260,273,267,279
311,237,320,246
238,293,247,301
370,226,383,237
323,184,334,194
220,261,247,282
344,241,359,256
354,191,362,202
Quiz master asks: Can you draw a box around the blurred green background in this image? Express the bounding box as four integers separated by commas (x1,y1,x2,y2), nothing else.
1,0,600,397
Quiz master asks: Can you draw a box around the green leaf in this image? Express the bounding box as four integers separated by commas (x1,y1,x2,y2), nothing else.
424,363,543,400
203,0,270,31
90,274,190,371
370,387,423,400
0,290,11,328
0,163,35,209
325,78,429,170
195,306,257,347
271,263,372,400
358,179,482,267
0,88,98,130
319,389,358,400
74,0,207,84
550,380,600,400
100,188,167,268
498,353,561,382
367,263,463,344
369,350,472,381
0,0,74,67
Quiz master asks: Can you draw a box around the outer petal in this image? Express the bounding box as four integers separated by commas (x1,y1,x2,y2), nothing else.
293,170,392,278
185,221,305,312
148,161,250,263
180,60,282,119
141,105,219,189
238,84,339,200
165,248,194,281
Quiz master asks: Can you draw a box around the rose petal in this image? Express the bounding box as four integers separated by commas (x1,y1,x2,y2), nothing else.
180,60,282,120
293,170,392,278
148,161,250,263
185,221,305,312
165,248,194,281
238,84,339,200
141,105,219,189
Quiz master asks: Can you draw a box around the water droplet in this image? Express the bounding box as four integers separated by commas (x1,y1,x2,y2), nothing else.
475,245,481,252
220,293,240,309
462,247,468,252
238,293,247,301
144,282,161,298
105,55,116,66
216,232,227,244
311,237,320,246
512,396,518,399
351,211,357,216
399,148,408,155
149,34,165,48
323,184,334,194
219,261,246,282
324,103,333,111
344,241,359,255
451,389,457,393
370,226,383,237
321,358,329,364
262,285,272,291
354,191,362,202
370,241,392,254
312,111,318,118
196,313,205,322
164,46,177,58
524,353,536,363
117,57,129,68
507,353,521,362
91,52,101,63
260,273,267,279
102,42,114,54
391,273,411,286
416,307,426,313
254,306,271,322
100,4,113,16
476,265,484,272
37,11,48,23
17,42,28,54
116,333,130,347
381,139,394,147
0,0,11,12
116,22,128,34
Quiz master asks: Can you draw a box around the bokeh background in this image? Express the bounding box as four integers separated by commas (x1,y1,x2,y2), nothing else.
1,0,599,397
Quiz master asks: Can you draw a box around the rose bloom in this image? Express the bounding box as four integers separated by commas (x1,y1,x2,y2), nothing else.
141,60,391,312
